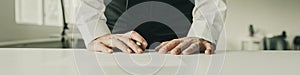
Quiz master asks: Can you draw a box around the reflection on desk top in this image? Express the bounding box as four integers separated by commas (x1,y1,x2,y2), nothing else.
0,48,299,75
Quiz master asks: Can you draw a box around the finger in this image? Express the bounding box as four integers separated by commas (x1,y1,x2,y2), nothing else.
95,43,114,53
108,39,133,53
88,42,113,54
182,43,200,55
116,36,143,54
203,42,213,55
170,41,191,55
155,41,169,51
158,41,171,54
159,39,181,54
170,43,182,55
126,31,148,49
115,39,133,53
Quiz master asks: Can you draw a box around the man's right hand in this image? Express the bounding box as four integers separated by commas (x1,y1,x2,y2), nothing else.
87,31,148,54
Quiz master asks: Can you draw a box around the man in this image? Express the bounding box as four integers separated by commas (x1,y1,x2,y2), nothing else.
76,0,227,55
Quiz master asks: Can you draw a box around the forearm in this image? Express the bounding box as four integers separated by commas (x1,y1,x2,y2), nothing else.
76,0,111,46
187,0,227,45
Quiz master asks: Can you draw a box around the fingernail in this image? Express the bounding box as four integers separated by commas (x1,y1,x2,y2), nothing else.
127,49,132,53
159,51,165,54
158,49,163,52
108,50,113,53
138,51,142,54
205,50,211,55
138,49,143,53
182,51,188,55
171,51,176,55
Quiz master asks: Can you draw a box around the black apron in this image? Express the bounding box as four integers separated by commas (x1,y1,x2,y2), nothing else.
104,0,194,47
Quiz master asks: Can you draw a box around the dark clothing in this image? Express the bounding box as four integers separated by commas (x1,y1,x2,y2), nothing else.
104,0,194,45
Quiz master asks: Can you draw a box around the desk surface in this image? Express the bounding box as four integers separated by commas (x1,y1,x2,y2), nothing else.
0,48,299,75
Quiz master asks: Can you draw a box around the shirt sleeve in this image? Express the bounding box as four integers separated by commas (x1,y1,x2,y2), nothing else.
76,0,111,46
187,0,227,45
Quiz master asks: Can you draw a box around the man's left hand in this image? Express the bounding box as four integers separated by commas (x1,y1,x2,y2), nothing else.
155,37,214,55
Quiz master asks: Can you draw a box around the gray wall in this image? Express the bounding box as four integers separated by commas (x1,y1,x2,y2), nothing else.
226,0,300,50
0,0,61,42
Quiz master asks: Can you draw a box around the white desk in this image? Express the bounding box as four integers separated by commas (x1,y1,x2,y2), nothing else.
0,48,299,75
